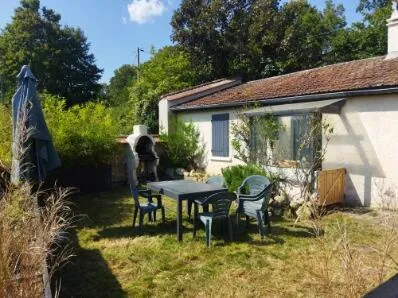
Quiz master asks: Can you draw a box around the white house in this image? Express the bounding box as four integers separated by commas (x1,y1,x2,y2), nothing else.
159,5,398,207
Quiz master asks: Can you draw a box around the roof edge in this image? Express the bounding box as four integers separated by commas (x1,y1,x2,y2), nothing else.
164,77,242,108
160,78,228,99
161,77,242,101
171,86,398,112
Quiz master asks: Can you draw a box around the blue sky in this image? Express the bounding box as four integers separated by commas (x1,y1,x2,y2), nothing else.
0,0,361,83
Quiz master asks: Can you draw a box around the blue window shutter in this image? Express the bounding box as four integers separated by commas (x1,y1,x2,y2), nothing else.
212,114,229,157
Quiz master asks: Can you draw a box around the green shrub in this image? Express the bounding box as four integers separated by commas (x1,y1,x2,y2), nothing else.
159,117,204,169
0,104,12,167
42,94,120,166
109,103,136,135
222,164,280,192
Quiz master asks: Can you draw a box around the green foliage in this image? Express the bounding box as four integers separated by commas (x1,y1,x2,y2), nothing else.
108,104,136,135
106,64,137,107
171,0,348,80
0,104,12,167
354,0,392,56
172,0,391,81
231,109,283,165
357,0,391,13
277,0,346,73
171,0,255,80
129,46,196,133
41,93,120,166
108,47,195,135
222,164,279,192
328,0,392,63
0,0,102,105
159,117,204,169
105,64,138,135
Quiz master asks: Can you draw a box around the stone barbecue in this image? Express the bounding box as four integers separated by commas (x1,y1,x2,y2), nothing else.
127,125,159,185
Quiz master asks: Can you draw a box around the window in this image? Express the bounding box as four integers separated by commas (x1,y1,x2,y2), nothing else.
292,115,313,161
212,113,229,157
250,115,278,165
249,113,319,167
272,114,315,166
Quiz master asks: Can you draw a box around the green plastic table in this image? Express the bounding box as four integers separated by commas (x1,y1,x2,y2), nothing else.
147,180,227,241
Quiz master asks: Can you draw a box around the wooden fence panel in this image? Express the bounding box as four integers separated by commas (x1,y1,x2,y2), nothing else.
317,168,346,206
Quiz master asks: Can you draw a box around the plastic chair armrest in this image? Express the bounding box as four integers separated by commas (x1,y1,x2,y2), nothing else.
237,194,263,201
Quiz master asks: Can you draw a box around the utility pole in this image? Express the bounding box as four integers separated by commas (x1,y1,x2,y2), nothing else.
137,47,144,81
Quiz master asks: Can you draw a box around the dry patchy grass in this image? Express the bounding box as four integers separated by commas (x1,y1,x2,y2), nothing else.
59,187,398,297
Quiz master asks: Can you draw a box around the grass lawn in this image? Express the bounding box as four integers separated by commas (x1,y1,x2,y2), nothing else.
59,187,398,297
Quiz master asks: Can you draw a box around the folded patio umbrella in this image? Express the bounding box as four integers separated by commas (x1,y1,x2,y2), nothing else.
11,65,61,184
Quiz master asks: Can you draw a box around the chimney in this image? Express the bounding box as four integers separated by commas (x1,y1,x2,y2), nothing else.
387,1,398,59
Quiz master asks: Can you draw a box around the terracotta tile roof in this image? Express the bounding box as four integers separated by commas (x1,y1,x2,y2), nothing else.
173,56,398,110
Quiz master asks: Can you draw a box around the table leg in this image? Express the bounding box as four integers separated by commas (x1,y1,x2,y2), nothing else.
177,198,183,241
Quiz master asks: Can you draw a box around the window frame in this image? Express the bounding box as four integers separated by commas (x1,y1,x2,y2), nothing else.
211,113,230,158
249,113,321,168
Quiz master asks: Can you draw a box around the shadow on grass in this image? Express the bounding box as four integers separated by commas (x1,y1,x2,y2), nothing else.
338,206,374,215
70,187,317,249
230,217,316,246
95,220,183,240
95,213,317,250
57,229,127,298
186,214,316,248
270,225,315,238
73,188,133,228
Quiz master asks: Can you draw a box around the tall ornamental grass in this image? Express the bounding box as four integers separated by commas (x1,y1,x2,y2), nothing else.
0,182,74,297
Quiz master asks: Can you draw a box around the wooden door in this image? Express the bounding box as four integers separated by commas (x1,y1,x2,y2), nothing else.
317,168,346,206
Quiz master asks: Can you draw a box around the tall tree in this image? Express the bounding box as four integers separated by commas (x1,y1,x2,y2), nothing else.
276,0,347,72
171,0,279,81
171,0,348,81
328,0,392,62
129,46,196,133
0,0,102,104
107,64,137,106
276,0,326,73
240,0,281,78
312,0,347,65
171,0,227,81
357,0,391,12
354,0,392,57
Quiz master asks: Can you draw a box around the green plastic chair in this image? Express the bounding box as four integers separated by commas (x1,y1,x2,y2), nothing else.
187,176,226,218
193,191,236,247
130,183,165,234
236,175,273,238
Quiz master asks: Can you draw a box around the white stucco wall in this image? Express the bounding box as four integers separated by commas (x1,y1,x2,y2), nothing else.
178,108,244,174
323,94,398,207
172,94,398,207
158,98,170,134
